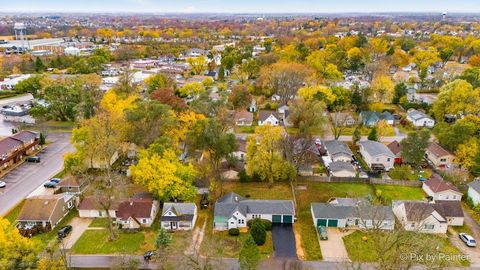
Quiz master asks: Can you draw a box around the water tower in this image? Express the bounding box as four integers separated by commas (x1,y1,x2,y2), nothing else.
442,12,447,21
14,23,29,51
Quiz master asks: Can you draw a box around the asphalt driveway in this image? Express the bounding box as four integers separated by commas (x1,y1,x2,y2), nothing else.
318,228,350,262
272,224,297,258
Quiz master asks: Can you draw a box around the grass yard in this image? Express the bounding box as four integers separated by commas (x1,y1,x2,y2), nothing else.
388,165,432,181
89,218,111,228
235,126,256,134
339,126,370,136
344,231,469,267
221,182,293,200
373,185,426,204
71,230,145,254
3,200,25,226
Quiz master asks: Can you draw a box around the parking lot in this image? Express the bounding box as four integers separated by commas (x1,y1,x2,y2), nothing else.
0,132,73,216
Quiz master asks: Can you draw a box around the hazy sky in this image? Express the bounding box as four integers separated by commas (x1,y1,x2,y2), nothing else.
1,0,479,13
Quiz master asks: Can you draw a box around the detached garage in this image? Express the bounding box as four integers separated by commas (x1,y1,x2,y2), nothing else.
311,203,350,228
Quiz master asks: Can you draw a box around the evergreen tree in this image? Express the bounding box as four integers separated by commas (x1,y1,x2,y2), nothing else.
239,235,261,270
368,127,378,141
250,218,266,246
35,57,45,72
353,127,361,143
155,228,172,250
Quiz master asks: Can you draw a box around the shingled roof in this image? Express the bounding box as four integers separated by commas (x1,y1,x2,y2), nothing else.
116,199,153,220
424,174,460,193
214,192,294,219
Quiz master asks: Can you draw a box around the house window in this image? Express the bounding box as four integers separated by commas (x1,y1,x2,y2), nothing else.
440,158,447,162
142,219,147,224
387,158,391,162
424,224,434,230
67,201,73,208
99,211,103,217
411,223,415,228
452,196,456,199
230,221,235,224
239,219,244,225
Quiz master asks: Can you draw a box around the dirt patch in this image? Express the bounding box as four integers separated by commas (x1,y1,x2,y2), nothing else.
293,225,305,260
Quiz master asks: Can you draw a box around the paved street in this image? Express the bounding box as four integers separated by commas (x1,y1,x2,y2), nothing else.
0,132,73,216
68,255,240,269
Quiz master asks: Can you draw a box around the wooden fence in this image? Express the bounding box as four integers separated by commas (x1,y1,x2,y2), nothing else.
298,175,422,187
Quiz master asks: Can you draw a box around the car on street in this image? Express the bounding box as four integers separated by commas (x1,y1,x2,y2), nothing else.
49,178,62,183
143,250,156,261
26,156,41,163
57,225,72,240
459,233,477,247
43,181,57,188
0,181,5,188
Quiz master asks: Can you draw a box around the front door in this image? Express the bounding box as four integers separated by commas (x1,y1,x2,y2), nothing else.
170,222,178,230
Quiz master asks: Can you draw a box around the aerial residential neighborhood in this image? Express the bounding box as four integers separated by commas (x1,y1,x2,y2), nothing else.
2,1,480,270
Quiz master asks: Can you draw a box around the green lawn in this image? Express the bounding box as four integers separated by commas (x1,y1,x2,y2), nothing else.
2,200,25,226
71,230,145,254
373,185,426,204
221,182,293,200
388,165,432,181
344,231,469,267
235,126,256,134
89,218,111,228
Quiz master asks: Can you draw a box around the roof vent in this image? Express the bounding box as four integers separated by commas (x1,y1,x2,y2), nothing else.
44,201,49,205
234,196,238,202
130,201,134,206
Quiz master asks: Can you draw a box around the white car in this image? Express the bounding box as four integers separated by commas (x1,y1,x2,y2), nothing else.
0,181,5,188
459,233,477,247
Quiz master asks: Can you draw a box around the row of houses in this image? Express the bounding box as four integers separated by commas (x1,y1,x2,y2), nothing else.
0,131,40,170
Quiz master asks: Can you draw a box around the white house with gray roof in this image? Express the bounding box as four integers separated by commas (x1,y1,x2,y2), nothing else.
161,203,197,231
311,200,394,230
323,140,353,162
406,109,435,128
329,161,356,177
213,192,295,231
357,140,395,171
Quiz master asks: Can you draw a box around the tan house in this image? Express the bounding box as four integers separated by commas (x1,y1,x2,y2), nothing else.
392,200,448,234
425,142,455,169
56,175,89,195
422,174,462,201
234,110,254,126
17,194,75,235
78,196,119,218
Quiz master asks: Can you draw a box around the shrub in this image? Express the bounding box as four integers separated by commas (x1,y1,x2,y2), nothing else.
228,228,240,236
238,170,251,183
250,219,266,246
247,219,272,231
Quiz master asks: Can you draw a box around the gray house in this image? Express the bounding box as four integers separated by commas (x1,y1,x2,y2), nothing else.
323,140,354,162
161,203,197,231
213,192,295,231
311,199,394,230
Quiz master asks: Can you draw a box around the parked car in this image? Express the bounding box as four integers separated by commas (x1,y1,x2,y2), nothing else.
459,233,477,247
43,181,57,188
26,156,41,163
318,226,328,240
143,250,156,261
49,178,62,183
57,225,72,239
0,181,5,188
